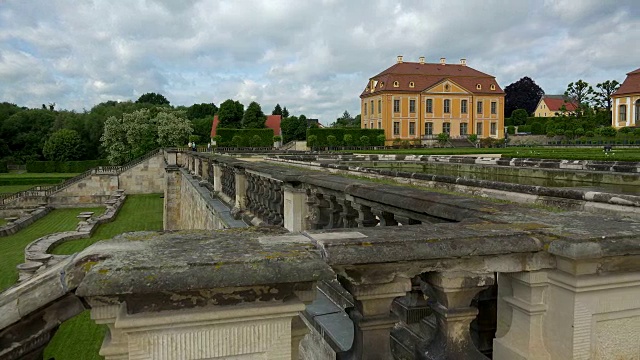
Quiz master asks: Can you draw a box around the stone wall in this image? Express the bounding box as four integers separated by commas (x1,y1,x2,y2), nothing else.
118,153,165,193
164,167,246,231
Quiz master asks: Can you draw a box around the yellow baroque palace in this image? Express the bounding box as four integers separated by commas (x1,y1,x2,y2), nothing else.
360,56,505,143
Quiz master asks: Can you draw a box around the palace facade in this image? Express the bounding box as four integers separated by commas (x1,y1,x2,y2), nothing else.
611,68,640,128
360,56,504,143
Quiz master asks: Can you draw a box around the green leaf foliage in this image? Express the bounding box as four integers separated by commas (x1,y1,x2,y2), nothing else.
136,92,170,106
306,128,384,147
217,99,244,129
25,159,110,173
280,116,307,143
43,129,83,161
242,101,266,129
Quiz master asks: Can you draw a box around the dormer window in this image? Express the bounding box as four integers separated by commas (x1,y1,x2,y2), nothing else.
393,81,399,87
409,81,415,88
476,84,482,90
490,84,496,90
444,84,450,91
380,82,384,87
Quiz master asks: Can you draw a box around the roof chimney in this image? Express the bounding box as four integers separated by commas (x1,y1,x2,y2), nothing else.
460,58,467,66
419,56,425,64
440,57,446,65
397,55,403,64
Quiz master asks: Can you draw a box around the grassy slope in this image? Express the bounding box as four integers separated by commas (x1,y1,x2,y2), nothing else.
0,184,40,193
0,207,104,292
44,194,164,360
0,173,80,179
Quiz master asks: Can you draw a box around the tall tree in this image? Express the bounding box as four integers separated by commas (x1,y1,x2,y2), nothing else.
217,99,244,129
564,80,594,116
280,115,308,143
136,92,170,106
272,104,282,116
156,111,193,147
242,101,266,128
281,106,290,118
43,129,83,161
504,76,544,117
186,103,217,120
593,80,620,113
333,110,358,128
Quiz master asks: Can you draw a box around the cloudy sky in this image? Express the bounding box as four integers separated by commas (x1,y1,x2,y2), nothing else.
1,0,639,124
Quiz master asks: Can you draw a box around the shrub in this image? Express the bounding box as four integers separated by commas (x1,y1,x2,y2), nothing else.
531,122,545,135
249,135,262,147
585,131,595,137
574,127,585,137
0,161,7,173
507,126,515,135
273,135,282,142
599,126,617,137
564,130,574,138
26,160,110,173
360,135,370,146
306,128,384,147
436,132,450,145
188,135,200,144
634,128,640,136
376,134,386,144
618,127,633,134
307,135,318,148
343,134,354,146
468,134,478,143
327,135,337,147
231,135,243,147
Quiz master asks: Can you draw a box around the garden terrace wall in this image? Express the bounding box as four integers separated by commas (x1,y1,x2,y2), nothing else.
0,207,51,237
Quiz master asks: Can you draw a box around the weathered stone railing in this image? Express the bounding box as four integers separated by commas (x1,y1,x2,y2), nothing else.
0,206,51,237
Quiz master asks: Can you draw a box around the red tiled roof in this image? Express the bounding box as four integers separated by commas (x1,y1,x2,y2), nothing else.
210,114,281,137
361,61,503,97
543,97,578,112
612,68,640,97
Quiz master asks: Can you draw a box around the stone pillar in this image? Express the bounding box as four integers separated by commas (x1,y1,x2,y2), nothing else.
164,150,177,167
193,156,200,177
212,163,222,193
90,304,128,360
417,271,493,360
493,271,550,360
284,185,308,232
342,277,411,359
233,168,247,213
163,164,181,230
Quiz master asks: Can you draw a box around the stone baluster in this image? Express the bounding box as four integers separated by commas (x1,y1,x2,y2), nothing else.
341,277,412,359
372,209,398,226
339,198,359,228
306,190,330,229
416,271,494,360
269,180,284,226
352,203,379,227
326,195,343,229
245,174,256,213
200,158,209,181
395,215,421,226
255,177,268,219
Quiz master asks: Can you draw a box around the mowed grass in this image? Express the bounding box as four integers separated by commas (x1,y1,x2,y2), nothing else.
350,147,640,162
0,184,40,193
0,172,80,179
0,207,105,292
44,194,164,360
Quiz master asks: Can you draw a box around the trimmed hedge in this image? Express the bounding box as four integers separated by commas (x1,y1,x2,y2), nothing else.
0,161,7,173
0,176,76,186
26,160,110,173
307,128,385,147
216,128,274,147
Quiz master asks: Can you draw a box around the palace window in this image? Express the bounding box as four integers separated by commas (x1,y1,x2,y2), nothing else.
378,99,382,114
378,121,381,129
477,122,483,136
636,100,640,124
460,123,468,135
490,84,496,90
477,101,483,115
393,122,400,135
425,122,433,135
444,99,451,113
393,81,399,87
476,84,482,90
409,122,416,135
490,122,497,135
620,105,627,122
443,122,451,134
409,99,416,113
409,81,415,88
394,99,400,113
370,100,374,115
461,99,468,114
491,101,497,115
364,103,367,115
426,99,433,113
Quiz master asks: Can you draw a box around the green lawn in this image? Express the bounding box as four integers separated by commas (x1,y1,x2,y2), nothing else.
0,184,42,194
350,147,640,162
44,194,164,360
0,172,80,187
0,173,80,178
0,207,104,292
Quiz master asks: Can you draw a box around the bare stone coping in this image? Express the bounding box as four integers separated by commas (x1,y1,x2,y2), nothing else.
75,228,335,298
0,207,51,237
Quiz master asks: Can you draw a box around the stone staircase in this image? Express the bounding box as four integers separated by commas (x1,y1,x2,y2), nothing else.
448,137,475,148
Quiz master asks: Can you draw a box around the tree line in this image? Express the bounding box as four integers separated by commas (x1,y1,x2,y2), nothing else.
0,93,313,165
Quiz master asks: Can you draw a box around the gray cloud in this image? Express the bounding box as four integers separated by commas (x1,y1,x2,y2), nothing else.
0,0,638,124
